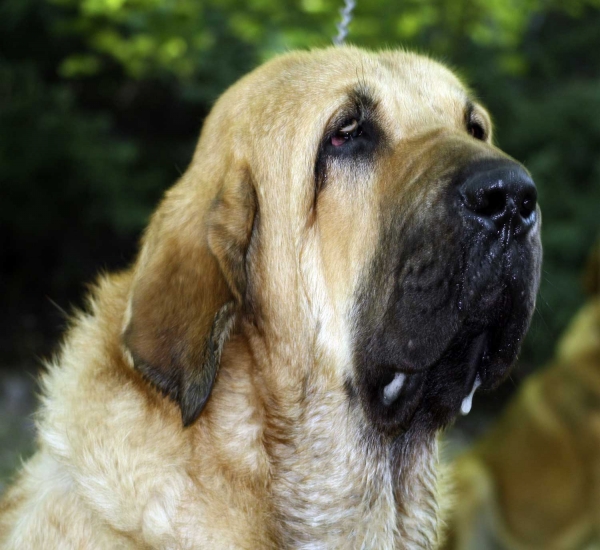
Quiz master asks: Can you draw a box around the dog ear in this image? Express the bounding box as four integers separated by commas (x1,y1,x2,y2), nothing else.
124,169,256,426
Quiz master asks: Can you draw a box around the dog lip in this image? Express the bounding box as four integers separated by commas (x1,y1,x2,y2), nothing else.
456,331,490,413
368,323,517,432
376,369,427,429
413,329,492,421
380,331,489,409
464,332,489,386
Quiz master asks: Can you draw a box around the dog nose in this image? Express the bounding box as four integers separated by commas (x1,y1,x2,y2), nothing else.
459,161,537,237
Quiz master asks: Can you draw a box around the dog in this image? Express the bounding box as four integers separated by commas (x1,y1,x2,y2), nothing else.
443,242,599,550
0,46,542,549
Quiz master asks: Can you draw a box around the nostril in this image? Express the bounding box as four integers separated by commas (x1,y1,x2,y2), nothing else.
519,190,537,219
477,188,506,218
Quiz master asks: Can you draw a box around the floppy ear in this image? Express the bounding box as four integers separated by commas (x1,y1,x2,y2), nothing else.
124,168,256,426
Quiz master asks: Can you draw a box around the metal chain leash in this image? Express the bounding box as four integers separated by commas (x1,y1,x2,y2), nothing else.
333,0,356,46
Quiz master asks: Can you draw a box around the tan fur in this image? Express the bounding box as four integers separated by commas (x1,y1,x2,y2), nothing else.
1,47,505,549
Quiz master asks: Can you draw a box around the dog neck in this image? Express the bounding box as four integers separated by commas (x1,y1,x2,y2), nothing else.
221,328,443,549
268,418,442,549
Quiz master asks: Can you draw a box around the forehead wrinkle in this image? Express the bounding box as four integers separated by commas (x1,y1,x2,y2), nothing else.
362,56,469,141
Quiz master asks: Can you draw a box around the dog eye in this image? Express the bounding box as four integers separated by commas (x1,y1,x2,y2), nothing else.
467,121,486,141
331,119,364,146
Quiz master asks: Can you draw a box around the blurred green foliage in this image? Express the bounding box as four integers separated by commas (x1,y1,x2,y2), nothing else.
1,0,599,377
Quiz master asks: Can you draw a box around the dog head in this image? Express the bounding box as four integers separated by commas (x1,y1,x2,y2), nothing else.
123,47,542,434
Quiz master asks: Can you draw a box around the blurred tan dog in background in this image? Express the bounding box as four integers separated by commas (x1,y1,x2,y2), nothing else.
444,242,600,550
0,47,541,549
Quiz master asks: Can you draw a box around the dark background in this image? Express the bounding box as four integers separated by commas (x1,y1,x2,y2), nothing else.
1,0,599,486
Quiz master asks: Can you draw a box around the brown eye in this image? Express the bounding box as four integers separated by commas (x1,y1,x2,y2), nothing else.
331,119,363,146
468,121,485,141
